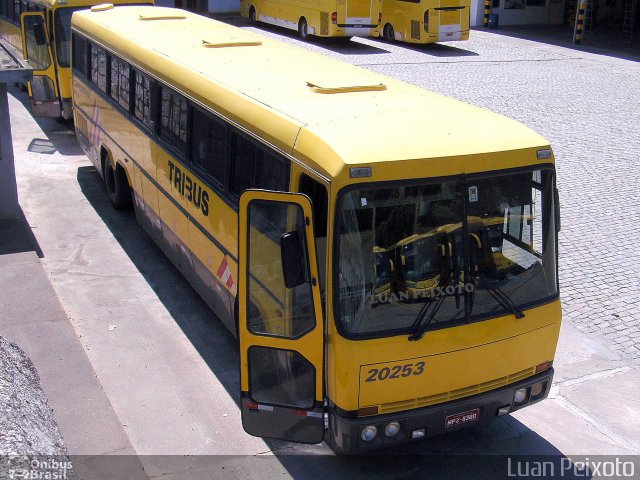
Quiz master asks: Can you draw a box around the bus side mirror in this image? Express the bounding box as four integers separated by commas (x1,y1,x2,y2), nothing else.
281,231,306,289
33,20,47,46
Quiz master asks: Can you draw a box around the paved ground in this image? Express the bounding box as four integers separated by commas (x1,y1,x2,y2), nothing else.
1,20,639,479
231,18,640,366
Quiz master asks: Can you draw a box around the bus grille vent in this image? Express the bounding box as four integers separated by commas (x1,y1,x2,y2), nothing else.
411,20,420,39
378,367,536,414
320,12,329,35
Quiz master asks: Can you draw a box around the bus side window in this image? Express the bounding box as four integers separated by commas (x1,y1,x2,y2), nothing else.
299,174,328,293
190,107,227,187
230,134,289,198
13,0,20,24
159,86,187,157
132,69,153,130
299,174,327,237
109,55,130,111
90,43,107,93
72,33,89,78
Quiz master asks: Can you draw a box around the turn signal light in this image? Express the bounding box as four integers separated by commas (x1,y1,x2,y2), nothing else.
535,361,552,374
357,405,379,417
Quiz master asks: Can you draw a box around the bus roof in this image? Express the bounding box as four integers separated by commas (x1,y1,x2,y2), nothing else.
72,6,551,181
30,0,151,10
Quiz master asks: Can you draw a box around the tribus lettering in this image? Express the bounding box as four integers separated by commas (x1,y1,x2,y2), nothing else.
168,160,210,216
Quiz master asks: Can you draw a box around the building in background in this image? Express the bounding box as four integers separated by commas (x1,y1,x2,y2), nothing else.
470,0,639,50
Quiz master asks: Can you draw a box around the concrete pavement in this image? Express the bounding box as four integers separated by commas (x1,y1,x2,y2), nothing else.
1,21,639,479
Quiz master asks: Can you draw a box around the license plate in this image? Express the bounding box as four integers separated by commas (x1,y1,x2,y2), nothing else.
444,408,480,428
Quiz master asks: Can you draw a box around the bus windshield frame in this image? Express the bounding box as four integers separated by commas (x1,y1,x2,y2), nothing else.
333,164,559,340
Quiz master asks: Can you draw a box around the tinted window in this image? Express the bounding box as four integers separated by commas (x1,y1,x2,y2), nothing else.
110,56,130,111
23,14,50,70
231,135,288,196
160,87,187,154
299,174,328,237
90,43,107,93
190,108,227,185
133,69,153,129
72,34,89,77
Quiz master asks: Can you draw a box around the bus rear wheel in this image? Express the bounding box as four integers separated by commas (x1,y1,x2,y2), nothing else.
383,23,395,42
249,6,257,24
104,160,131,210
298,17,309,41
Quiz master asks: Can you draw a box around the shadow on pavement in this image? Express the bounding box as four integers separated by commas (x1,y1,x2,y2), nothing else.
369,38,480,57
8,85,82,156
75,165,244,399
0,208,43,257
76,164,586,478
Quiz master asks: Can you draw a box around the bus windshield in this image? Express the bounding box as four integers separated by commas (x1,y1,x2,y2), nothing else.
55,7,85,67
335,167,558,338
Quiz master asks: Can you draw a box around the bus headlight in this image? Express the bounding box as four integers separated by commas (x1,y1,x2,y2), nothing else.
384,421,401,437
514,388,528,404
361,425,377,441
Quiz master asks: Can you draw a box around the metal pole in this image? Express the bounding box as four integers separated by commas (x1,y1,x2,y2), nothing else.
484,0,492,27
573,0,587,44
0,83,20,218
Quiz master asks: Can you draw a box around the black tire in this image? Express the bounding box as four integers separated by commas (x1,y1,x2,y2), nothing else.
104,160,131,210
249,6,256,24
383,23,395,42
298,17,309,41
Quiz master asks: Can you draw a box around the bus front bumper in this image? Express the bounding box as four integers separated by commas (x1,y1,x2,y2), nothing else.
328,368,554,454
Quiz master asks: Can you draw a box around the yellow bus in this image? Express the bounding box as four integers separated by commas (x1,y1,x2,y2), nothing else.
379,0,470,44
0,0,151,119
72,5,561,454
240,0,381,39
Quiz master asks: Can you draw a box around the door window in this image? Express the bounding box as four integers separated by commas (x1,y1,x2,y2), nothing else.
246,199,316,408
23,15,50,70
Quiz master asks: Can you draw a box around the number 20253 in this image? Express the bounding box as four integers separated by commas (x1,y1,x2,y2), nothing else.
365,361,426,382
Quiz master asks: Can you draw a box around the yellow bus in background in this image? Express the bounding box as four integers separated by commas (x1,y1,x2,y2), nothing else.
241,0,381,39
380,0,469,44
0,0,151,119
72,5,561,454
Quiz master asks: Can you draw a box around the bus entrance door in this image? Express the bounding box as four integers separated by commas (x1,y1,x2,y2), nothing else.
20,12,61,117
238,190,325,444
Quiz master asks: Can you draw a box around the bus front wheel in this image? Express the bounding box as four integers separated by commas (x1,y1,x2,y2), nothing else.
104,160,131,210
249,6,257,24
298,17,309,41
384,23,395,42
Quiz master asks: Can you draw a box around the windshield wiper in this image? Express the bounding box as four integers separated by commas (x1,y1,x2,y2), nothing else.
408,294,447,341
486,285,525,319
408,270,456,341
